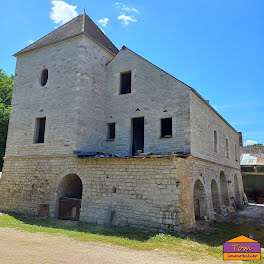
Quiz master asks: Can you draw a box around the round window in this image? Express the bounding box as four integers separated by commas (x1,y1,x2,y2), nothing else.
40,68,48,86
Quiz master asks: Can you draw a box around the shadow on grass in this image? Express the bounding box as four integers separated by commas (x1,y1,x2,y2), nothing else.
2,211,160,242
2,211,264,248
189,221,264,247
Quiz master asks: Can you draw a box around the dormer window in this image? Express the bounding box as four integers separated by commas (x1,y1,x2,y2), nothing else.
40,68,48,86
120,71,131,94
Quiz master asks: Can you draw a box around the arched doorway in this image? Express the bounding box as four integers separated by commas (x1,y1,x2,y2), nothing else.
56,174,82,221
193,179,208,220
220,171,229,206
234,174,241,207
211,179,221,213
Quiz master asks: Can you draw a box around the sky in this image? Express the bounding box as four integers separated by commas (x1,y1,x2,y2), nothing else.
0,0,263,145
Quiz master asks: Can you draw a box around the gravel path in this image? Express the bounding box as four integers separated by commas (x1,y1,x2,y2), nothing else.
237,203,264,225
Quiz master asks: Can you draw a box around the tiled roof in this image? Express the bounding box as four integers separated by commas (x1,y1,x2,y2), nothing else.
14,13,119,56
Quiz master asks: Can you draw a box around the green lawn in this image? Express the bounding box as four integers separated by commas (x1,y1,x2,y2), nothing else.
0,213,263,262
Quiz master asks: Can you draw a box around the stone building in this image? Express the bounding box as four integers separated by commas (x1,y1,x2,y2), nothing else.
241,145,264,203
0,13,245,231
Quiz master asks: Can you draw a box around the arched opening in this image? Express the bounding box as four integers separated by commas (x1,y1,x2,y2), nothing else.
234,174,241,207
56,174,82,221
220,171,229,206
40,68,48,86
211,179,221,214
193,179,208,220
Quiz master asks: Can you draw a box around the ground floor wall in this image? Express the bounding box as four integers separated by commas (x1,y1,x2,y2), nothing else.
0,155,244,232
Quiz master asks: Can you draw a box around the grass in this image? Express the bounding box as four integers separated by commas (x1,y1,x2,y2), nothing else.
0,213,263,262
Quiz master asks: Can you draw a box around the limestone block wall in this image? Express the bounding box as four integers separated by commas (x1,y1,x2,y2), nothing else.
103,48,191,156
0,155,244,232
75,36,114,153
5,37,85,157
190,92,241,169
190,157,244,214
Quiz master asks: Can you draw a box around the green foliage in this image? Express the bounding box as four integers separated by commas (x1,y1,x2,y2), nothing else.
0,69,14,171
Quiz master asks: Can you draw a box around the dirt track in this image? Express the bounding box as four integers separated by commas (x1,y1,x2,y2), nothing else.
0,228,225,264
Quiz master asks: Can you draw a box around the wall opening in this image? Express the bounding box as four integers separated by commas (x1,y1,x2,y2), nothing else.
161,118,172,138
40,68,48,86
120,71,131,94
34,117,46,143
132,117,144,155
226,138,229,158
193,179,208,220
214,130,217,152
107,123,115,140
211,179,221,214
234,174,241,206
220,171,230,206
56,174,82,221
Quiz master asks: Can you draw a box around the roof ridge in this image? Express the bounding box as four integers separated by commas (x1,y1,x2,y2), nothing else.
83,13,118,53
82,12,85,32
108,46,239,134
14,13,118,57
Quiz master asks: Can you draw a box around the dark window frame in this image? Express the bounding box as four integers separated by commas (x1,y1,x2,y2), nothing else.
161,118,172,138
34,117,46,144
107,123,115,140
120,71,132,94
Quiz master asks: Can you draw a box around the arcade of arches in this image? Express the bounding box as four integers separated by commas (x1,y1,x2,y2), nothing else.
193,171,242,221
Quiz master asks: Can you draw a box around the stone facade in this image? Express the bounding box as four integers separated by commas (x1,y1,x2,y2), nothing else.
0,155,242,232
0,13,245,231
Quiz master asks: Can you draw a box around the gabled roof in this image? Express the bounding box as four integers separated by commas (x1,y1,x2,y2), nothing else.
14,13,119,57
108,46,239,135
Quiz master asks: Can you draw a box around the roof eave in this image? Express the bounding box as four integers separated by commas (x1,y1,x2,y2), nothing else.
190,88,239,135
14,32,118,58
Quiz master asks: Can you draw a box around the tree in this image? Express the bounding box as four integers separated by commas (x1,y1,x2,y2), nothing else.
0,69,14,171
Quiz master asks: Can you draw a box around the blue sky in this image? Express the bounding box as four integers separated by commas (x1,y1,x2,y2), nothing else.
0,0,263,145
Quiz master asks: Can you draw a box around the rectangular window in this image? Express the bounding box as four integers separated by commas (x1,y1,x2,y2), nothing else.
120,71,131,94
107,123,115,140
161,118,172,138
214,130,217,152
34,117,46,143
226,138,229,158
235,144,238,161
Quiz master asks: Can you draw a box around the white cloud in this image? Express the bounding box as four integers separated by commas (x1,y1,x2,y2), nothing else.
50,0,78,25
28,40,34,44
244,140,258,146
118,14,137,25
114,2,139,14
98,17,109,28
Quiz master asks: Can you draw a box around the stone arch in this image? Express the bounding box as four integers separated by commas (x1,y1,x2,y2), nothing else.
211,179,221,213
234,174,242,206
220,171,229,206
56,174,83,220
193,179,208,220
